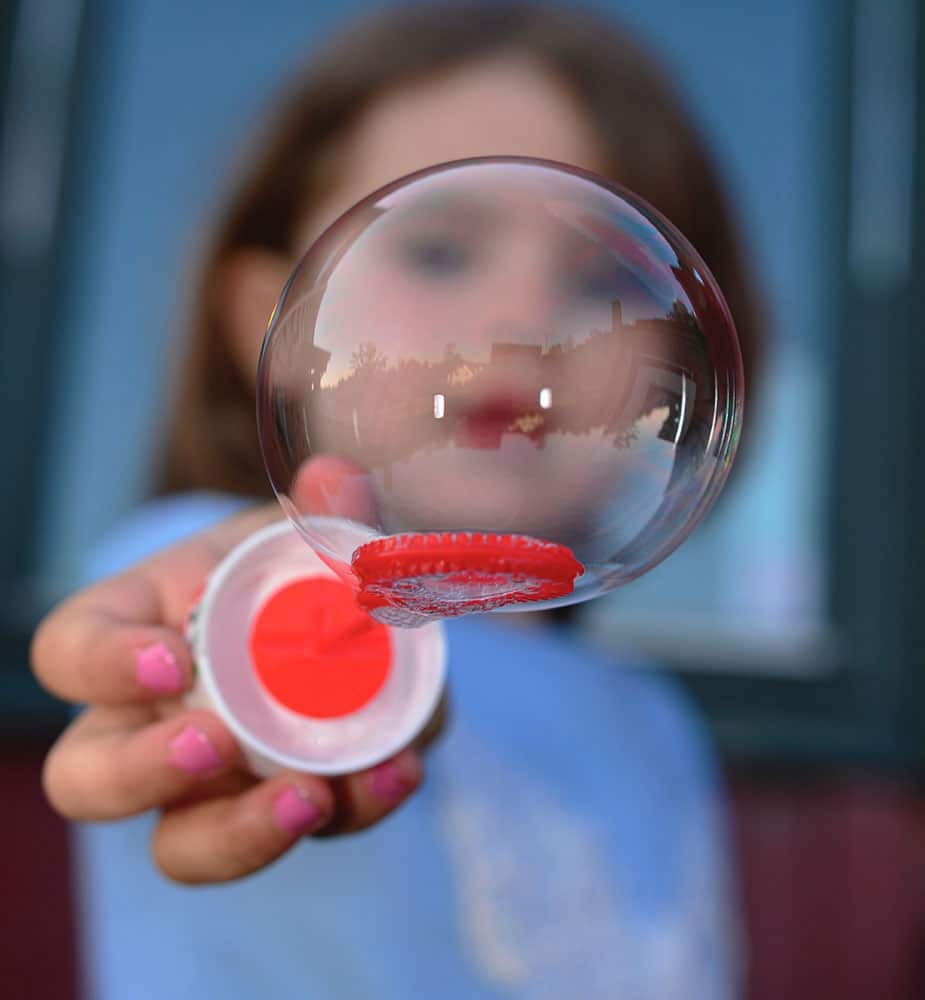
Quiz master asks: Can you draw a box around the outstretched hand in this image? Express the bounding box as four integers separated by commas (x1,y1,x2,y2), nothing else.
31,503,444,885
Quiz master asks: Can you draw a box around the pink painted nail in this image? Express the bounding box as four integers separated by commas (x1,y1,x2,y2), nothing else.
369,755,421,805
272,786,326,836
136,642,184,693
169,725,222,775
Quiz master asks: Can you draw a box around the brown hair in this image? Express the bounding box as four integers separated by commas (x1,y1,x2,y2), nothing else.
158,0,765,498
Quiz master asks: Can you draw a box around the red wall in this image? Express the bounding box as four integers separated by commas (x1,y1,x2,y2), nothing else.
3,749,79,1000
730,777,925,1000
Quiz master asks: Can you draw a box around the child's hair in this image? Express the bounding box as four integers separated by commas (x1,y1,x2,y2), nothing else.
159,0,765,498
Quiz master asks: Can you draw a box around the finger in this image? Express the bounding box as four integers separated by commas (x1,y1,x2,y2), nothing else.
31,504,282,705
315,748,423,838
152,773,335,885
291,455,378,523
33,615,196,705
164,769,257,807
42,706,243,822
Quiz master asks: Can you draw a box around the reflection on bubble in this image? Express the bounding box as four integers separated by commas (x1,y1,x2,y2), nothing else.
257,158,743,625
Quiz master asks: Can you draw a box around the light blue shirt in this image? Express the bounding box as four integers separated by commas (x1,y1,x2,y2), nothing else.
72,493,742,999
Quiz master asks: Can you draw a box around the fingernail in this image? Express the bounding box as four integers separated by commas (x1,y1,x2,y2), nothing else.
272,786,327,837
368,753,421,805
169,725,222,775
136,642,184,693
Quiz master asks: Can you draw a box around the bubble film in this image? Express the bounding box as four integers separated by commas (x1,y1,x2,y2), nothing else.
257,158,743,625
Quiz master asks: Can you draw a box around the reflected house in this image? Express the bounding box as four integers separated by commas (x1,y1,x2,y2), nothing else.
314,296,712,468
528,316,698,443
266,338,330,486
489,342,544,366
299,343,331,455
606,298,711,446
305,343,332,395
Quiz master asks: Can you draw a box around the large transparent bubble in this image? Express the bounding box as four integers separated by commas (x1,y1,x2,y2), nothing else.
257,157,743,626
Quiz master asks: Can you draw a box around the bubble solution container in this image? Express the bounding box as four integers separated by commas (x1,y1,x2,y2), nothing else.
188,157,744,775
185,519,445,777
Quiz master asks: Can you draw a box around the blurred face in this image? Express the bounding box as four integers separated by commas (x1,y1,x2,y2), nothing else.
302,162,665,538
294,56,607,250
291,59,644,539
226,57,607,380
251,58,685,552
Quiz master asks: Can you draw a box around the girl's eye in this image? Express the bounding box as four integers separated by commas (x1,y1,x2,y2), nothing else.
399,236,473,278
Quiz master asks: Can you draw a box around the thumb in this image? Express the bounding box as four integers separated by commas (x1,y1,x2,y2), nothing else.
290,455,378,525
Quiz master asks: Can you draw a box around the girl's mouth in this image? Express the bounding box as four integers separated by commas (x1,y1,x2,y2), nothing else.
452,389,545,449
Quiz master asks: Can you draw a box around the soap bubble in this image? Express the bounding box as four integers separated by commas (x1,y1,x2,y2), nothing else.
257,157,743,626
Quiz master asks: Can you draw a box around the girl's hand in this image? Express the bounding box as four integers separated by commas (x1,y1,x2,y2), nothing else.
31,503,440,885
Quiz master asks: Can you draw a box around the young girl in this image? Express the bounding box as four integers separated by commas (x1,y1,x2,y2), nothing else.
33,4,762,998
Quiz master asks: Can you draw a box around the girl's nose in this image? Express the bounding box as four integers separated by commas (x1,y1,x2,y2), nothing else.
479,243,558,346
